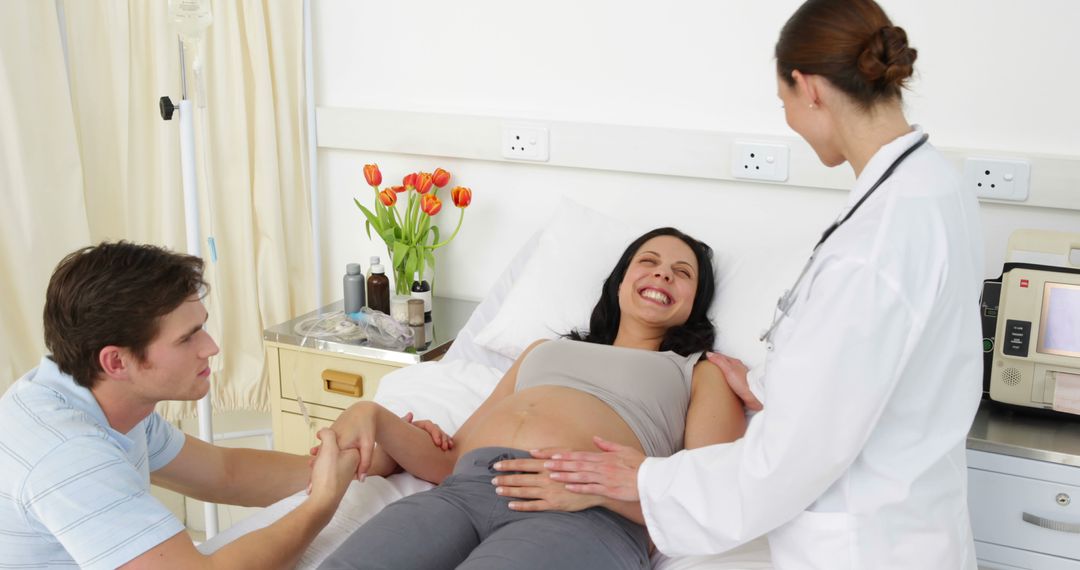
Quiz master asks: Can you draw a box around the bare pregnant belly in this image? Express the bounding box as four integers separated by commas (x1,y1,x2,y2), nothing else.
456,385,644,455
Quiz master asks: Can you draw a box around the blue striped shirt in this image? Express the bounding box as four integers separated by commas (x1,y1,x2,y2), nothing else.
0,357,186,569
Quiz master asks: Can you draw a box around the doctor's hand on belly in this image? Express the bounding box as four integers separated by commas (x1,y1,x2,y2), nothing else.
539,435,647,502
490,447,606,512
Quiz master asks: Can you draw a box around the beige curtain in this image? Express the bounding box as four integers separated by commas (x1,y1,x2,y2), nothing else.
0,1,315,420
0,2,91,388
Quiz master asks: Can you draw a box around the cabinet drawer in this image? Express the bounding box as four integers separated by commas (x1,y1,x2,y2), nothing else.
278,349,400,411
969,467,1080,561
975,540,1080,570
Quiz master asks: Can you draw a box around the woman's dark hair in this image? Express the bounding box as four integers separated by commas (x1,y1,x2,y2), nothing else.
776,0,917,110
567,227,716,356
43,241,208,388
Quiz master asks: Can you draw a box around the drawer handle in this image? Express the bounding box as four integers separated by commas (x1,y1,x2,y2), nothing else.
322,370,363,397
1022,512,1080,534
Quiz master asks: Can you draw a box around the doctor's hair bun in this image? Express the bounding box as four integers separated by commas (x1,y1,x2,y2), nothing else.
857,25,917,93
776,0,916,110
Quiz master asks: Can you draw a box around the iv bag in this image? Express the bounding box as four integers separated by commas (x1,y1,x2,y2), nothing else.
169,0,212,44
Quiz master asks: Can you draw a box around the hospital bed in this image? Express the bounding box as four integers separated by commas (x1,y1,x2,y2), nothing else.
199,199,782,568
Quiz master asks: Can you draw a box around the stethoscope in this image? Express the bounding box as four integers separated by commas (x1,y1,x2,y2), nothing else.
759,133,930,350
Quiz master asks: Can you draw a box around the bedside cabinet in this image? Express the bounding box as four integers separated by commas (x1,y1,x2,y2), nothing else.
967,402,1080,569
263,297,478,455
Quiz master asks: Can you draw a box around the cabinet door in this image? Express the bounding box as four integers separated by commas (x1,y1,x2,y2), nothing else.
278,412,333,456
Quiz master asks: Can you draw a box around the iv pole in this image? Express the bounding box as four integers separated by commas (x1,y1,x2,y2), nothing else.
159,38,219,541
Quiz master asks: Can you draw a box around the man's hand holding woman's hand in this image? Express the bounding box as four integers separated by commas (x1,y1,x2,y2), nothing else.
307,429,360,514
312,405,453,481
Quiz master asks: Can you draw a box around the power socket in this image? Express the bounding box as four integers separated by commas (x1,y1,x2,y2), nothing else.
732,141,789,182
963,157,1030,201
501,123,549,162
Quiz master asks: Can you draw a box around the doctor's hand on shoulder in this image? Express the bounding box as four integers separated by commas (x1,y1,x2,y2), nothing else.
543,436,647,502
706,352,762,411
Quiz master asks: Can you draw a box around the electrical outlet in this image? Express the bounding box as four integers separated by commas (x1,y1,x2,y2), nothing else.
732,141,789,182
501,123,549,162
963,157,1030,201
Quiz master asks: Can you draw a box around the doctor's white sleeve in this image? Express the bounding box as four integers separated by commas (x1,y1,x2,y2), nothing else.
639,257,921,555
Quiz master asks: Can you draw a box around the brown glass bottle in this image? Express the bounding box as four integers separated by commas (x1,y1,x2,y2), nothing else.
366,263,390,314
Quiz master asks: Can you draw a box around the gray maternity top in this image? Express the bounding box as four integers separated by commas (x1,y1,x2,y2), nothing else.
514,339,702,457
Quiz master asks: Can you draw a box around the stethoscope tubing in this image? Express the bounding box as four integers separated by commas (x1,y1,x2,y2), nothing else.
759,134,930,347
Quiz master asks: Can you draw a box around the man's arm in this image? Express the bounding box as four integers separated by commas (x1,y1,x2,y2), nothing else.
123,429,358,569
151,435,310,507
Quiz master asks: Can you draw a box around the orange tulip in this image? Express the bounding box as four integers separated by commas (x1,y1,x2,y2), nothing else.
364,164,382,187
415,172,434,194
420,194,442,216
403,173,418,190
389,185,406,193
432,168,451,188
451,186,472,208
378,188,397,206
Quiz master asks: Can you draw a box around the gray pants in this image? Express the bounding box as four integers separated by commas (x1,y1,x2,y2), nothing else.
319,447,649,570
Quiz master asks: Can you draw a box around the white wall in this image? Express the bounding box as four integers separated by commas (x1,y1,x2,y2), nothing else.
310,0,1080,359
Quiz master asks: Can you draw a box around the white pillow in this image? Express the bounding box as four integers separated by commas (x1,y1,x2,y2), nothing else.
441,231,541,372
472,198,646,360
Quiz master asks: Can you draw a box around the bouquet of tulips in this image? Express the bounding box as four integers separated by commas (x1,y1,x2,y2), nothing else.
356,164,473,295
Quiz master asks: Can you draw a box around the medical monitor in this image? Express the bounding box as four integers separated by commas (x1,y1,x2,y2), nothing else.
1038,282,1080,358
991,267,1080,414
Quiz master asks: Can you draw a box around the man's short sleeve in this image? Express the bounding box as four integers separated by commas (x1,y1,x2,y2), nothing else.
22,436,185,570
144,412,185,471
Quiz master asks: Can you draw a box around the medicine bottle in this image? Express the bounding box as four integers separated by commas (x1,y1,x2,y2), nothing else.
364,256,380,308
367,263,390,315
343,263,365,314
410,271,432,322
365,256,380,285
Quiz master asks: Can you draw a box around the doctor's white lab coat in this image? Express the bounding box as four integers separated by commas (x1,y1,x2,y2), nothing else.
639,129,984,569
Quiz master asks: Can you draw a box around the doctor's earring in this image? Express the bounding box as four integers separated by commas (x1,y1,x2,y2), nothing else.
808,103,816,110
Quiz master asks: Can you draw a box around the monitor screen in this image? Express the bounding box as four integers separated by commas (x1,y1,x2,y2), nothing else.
1038,282,1080,357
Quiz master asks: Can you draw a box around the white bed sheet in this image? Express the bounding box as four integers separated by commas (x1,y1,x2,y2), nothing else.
199,360,772,568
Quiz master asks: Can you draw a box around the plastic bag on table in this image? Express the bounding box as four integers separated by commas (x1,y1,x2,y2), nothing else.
348,307,414,351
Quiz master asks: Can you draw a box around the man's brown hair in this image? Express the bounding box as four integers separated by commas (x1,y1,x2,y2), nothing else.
43,242,207,388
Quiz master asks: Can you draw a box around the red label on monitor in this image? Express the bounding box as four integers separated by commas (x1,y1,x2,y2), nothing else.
1020,279,1030,288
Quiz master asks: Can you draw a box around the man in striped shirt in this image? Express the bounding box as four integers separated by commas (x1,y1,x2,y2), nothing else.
0,242,360,568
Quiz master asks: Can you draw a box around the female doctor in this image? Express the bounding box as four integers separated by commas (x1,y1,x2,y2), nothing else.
505,0,986,568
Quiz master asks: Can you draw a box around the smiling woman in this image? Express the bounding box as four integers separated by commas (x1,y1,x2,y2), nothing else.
317,227,745,570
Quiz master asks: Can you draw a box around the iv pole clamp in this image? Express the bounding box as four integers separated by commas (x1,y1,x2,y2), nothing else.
159,96,177,121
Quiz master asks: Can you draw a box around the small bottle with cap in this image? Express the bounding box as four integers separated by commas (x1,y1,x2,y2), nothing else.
343,263,365,316
365,256,380,307
407,298,426,349
410,271,432,322
366,263,390,315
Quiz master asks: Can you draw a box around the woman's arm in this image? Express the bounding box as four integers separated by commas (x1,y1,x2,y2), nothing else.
683,359,747,448
331,339,545,484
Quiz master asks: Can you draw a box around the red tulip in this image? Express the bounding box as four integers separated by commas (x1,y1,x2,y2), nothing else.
432,168,451,188
451,186,472,208
364,164,382,187
403,173,418,190
415,172,434,194
378,188,397,206
420,194,442,216
389,185,406,193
